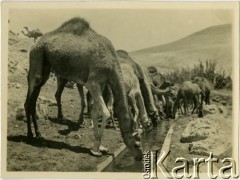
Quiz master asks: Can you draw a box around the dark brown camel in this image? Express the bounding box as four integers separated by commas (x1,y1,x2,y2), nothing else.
147,70,174,119
24,17,142,160
172,81,205,119
192,76,212,105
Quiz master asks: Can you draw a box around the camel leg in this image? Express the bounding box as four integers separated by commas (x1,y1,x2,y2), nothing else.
135,91,152,132
183,98,188,115
128,91,139,132
76,84,85,125
25,63,51,138
206,92,210,105
192,97,198,114
55,76,67,120
106,88,117,129
86,82,110,156
86,91,92,115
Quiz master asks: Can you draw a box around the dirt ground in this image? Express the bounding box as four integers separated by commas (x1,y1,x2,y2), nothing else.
7,35,123,171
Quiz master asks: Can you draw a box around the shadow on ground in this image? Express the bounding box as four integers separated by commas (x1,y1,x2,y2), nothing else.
7,135,91,154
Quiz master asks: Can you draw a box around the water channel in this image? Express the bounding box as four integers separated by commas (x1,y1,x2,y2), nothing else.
103,120,171,172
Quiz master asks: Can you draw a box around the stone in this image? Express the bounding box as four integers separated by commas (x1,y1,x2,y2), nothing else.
19,49,28,53
180,118,218,143
202,104,220,116
189,137,231,158
15,107,25,121
220,100,227,106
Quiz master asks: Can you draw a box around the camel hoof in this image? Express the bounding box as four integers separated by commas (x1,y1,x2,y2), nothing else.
114,127,120,131
36,133,43,140
58,116,65,121
99,145,108,153
27,132,33,139
90,149,102,157
78,118,84,126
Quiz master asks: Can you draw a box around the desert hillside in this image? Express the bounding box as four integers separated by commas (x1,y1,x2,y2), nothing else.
130,24,232,74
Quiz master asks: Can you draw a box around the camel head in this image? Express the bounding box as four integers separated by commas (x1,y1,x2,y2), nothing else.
160,80,174,89
126,131,143,161
140,116,153,132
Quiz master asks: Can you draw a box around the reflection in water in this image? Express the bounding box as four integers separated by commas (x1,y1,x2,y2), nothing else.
103,120,171,172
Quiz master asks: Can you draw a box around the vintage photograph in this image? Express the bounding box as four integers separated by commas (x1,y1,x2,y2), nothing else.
2,2,239,179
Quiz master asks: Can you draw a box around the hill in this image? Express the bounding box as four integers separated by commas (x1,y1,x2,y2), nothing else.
130,24,232,74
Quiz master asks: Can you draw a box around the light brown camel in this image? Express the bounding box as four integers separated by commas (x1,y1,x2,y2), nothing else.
192,76,212,105
21,27,43,42
24,17,142,160
116,50,171,127
172,81,205,119
121,63,152,132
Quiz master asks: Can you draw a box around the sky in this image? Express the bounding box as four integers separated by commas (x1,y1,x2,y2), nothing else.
10,9,232,52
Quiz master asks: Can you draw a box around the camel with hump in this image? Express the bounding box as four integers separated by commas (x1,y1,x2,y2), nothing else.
24,17,142,160
21,27,43,42
172,81,205,119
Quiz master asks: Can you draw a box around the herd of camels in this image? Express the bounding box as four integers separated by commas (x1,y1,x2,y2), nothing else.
24,17,211,160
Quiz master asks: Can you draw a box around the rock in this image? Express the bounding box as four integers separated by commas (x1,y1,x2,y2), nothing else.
180,118,219,143
216,104,225,114
19,49,28,53
189,137,231,158
15,107,25,121
220,100,227,106
9,83,22,89
15,96,55,121
15,83,21,89
202,104,220,116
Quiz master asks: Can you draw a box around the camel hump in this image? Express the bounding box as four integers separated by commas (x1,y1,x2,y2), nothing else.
56,17,90,35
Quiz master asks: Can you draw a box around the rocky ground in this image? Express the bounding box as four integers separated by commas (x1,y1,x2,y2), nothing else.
166,91,233,177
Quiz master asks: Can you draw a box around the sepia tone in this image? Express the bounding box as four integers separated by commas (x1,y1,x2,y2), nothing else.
1,2,239,179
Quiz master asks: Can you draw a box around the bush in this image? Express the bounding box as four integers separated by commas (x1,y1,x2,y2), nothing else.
164,59,231,90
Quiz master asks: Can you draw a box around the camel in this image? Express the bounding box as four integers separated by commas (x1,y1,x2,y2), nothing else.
172,81,205,119
116,50,171,127
118,55,152,132
147,71,174,119
21,27,43,42
55,75,117,129
192,76,212,105
24,17,142,160
55,50,168,129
